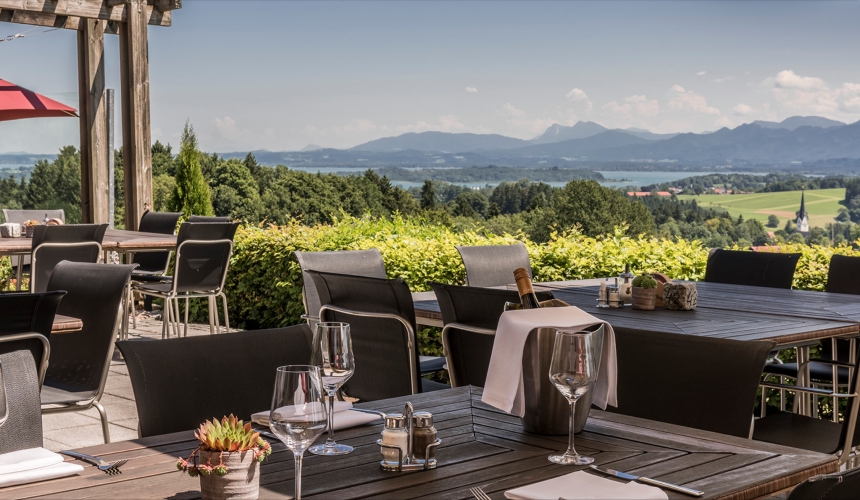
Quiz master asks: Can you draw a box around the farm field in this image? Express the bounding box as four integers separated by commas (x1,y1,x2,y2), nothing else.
677,188,844,229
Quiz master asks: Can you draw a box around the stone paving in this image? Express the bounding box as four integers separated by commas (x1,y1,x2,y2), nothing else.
41,315,222,452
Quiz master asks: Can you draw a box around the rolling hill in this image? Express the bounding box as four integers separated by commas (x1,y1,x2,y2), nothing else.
677,188,844,228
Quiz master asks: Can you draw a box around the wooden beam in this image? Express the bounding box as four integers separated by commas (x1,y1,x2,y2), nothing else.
77,18,110,224
0,8,119,33
119,0,151,230
152,0,180,12
0,1,173,27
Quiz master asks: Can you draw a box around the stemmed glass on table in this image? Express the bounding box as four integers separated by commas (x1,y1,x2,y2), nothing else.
269,365,328,500
548,329,598,465
308,322,355,456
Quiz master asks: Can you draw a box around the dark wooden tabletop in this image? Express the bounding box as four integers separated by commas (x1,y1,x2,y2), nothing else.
51,314,83,334
2,387,835,500
415,281,860,347
0,228,176,255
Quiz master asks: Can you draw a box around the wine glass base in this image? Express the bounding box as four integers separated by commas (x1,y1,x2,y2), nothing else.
308,443,354,456
548,453,594,465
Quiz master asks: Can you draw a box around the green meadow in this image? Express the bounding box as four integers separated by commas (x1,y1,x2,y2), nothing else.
677,188,845,229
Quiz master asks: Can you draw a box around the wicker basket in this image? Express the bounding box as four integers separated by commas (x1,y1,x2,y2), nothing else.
631,287,656,310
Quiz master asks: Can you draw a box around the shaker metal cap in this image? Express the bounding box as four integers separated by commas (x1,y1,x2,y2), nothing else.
412,411,434,427
384,414,407,428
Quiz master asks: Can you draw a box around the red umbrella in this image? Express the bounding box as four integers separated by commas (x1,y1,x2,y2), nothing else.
0,78,77,122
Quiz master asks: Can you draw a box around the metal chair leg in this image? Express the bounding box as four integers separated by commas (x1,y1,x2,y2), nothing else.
183,297,189,337
214,296,221,333
208,296,215,334
161,296,170,339
220,293,230,333
94,401,111,444
172,297,182,338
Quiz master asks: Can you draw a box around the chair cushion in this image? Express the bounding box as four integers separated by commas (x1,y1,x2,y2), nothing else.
763,361,849,384
419,356,446,374
753,411,842,455
421,378,450,393
40,384,98,406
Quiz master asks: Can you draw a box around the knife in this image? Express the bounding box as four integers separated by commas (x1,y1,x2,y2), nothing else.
589,465,704,497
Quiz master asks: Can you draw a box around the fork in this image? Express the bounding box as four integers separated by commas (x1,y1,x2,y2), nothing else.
469,486,492,500
59,451,128,475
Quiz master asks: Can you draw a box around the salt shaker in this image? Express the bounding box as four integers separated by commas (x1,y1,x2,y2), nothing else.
411,412,437,462
380,414,408,466
619,264,634,306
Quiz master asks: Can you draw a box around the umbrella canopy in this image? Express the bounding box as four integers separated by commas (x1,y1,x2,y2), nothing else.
0,78,77,122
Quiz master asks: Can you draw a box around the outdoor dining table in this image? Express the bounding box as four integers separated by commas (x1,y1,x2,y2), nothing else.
0,386,836,499
413,280,860,416
0,228,178,257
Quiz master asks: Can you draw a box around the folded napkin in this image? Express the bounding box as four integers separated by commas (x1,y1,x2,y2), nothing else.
505,471,668,500
0,448,83,488
482,307,617,416
252,401,381,430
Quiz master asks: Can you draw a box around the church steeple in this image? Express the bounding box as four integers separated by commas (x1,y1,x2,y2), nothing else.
796,190,810,235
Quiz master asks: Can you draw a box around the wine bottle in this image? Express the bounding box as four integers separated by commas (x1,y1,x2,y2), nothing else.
513,267,541,309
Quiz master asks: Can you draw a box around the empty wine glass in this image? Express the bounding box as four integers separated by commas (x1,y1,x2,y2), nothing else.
269,365,327,500
548,329,598,465
309,322,355,456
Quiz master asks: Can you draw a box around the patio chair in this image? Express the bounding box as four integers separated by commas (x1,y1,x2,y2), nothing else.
116,325,313,437
704,249,801,289
41,262,136,444
2,209,65,291
122,211,183,339
430,282,554,388
0,291,65,382
187,215,230,223
307,270,449,402
607,329,775,438
456,243,531,287
294,249,387,325
30,224,108,293
133,222,239,338
786,466,860,499
0,349,44,454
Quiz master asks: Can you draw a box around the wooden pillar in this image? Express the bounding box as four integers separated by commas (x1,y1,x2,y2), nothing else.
77,18,109,224
119,0,152,231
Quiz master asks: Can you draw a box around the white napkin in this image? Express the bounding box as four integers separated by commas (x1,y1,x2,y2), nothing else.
0,448,83,488
482,307,617,416
505,471,668,500
252,401,381,430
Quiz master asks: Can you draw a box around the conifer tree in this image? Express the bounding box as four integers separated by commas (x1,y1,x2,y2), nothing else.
420,180,436,210
169,120,214,217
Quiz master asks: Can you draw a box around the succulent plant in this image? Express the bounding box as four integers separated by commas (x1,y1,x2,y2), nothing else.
177,415,271,477
632,274,658,289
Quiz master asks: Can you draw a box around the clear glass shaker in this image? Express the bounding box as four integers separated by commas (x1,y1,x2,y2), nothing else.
411,412,437,463
380,414,409,466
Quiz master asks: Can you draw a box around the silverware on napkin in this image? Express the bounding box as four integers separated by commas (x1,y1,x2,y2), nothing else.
469,486,492,500
589,465,704,497
59,451,127,475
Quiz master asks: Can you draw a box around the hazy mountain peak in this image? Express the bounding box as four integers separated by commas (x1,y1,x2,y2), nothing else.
530,121,608,144
300,144,324,152
752,115,846,131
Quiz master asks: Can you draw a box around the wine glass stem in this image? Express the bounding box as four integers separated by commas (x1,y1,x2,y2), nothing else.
294,451,304,500
326,391,336,446
567,399,578,457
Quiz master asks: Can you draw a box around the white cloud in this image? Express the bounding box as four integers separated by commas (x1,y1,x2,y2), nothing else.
397,115,466,133
760,70,860,118
696,71,706,77
499,103,555,134
214,116,251,141
501,103,526,118
602,101,631,114
667,89,721,115
565,88,593,111
465,86,478,93
670,85,686,93
625,95,660,117
732,103,755,116
771,70,827,90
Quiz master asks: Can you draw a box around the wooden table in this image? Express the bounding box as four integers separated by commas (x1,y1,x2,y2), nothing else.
0,228,177,256
2,387,835,499
52,314,82,333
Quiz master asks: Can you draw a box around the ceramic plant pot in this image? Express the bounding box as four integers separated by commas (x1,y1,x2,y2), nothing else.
198,450,260,500
631,287,656,310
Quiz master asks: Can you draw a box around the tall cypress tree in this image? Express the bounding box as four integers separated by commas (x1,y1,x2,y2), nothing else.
169,121,214,217
420,180,436,210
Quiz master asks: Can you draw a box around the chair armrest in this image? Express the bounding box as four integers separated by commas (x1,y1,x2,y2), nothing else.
760,381,857,398
300,314,319,322
441,323,496,336
808,359,855,368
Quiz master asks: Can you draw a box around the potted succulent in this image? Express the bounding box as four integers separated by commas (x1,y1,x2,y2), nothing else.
177,415,271,500
631,275,658,310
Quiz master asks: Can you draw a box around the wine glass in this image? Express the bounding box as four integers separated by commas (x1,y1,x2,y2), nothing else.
308,322,355,456
269,365,328,500
548,329,598,465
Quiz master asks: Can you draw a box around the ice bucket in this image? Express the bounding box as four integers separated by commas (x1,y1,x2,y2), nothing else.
520,323,604,435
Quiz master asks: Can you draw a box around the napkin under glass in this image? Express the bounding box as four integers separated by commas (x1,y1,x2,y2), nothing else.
504,471,668,500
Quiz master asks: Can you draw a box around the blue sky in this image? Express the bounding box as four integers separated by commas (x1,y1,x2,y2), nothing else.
1,0,859,153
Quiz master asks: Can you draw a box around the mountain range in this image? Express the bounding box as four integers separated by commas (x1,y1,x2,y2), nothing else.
214,115,859,170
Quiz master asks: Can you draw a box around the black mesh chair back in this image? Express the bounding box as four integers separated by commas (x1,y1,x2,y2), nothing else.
188,215,230,223
30,224,108,292
826,255,860,295
173,222,239,293
117,325,313,437
307,270,418,401
294,249,387,323
430,282,554,387
0,291,65,376
456,243,531,287
131,211,182,273
607,329,775,438
787,466,860,499
0,350,43,453
43,262,135,396
704,249,800,289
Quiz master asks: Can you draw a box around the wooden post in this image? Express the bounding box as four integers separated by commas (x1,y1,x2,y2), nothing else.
119,0,152,231
77,18,109,224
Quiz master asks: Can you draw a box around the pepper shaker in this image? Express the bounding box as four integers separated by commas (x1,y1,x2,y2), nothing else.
411,412,438,463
